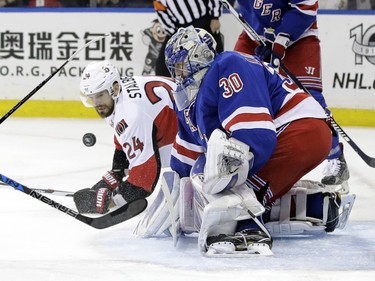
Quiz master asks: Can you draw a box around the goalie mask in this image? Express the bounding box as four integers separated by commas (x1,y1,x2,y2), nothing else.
165,26,217,111
80,60,121,107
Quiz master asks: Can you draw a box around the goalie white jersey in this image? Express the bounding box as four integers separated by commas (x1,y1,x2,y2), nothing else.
105,75,177,193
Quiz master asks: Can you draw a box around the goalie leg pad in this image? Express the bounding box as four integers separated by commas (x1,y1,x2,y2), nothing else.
265,180,355,236
134,171,180,238
135,174,208,240
198,184,265,253
179,177,198,234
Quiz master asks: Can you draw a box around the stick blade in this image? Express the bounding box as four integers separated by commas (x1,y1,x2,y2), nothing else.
78,198,148,229
363,155,375,168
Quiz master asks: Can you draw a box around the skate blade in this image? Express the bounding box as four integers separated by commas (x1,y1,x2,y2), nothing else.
337,194,356,229
205,242,274,257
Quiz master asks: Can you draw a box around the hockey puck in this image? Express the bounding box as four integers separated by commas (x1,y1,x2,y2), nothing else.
82,133,96,147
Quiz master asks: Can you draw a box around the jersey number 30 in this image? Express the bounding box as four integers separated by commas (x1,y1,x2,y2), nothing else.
219,73,243,98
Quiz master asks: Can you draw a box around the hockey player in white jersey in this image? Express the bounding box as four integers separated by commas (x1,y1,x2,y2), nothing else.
73,60,178,214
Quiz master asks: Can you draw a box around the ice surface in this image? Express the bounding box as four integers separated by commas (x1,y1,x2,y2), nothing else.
0,118,374,280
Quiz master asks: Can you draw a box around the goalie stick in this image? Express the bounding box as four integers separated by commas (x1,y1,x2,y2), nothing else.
0,172,147,229
0,34,109,125
221,0,375,168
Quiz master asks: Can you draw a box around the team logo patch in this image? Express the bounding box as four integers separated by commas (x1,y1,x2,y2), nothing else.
115,119,128,136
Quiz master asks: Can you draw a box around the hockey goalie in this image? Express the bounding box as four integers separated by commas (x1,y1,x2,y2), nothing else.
135,129,355,257
135,26,355,257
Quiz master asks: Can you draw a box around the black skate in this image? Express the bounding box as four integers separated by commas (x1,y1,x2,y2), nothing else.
321,143,350,194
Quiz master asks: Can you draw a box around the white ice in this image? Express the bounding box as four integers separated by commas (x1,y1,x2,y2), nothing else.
0,118,374,281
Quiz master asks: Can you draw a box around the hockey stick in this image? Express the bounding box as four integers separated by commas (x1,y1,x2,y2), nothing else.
0,182,74,197
221,0,375,168
0,34,109,125
0,172,147,229
30,188,74,197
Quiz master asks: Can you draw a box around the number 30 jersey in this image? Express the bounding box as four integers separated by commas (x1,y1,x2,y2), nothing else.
171,52,326,178
105,75,177,193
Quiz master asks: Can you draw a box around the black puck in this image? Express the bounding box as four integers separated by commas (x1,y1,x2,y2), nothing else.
82,133,96,147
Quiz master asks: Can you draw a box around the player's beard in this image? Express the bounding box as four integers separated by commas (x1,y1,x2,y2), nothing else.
95,103,114,118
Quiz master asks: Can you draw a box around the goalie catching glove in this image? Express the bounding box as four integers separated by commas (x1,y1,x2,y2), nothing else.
73,170,122,214
201,129,254,195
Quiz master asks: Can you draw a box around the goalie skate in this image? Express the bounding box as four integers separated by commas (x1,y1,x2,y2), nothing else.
321,144,350,194
205,229,273,257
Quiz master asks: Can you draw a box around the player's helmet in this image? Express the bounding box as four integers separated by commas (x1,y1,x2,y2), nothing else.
165,26,217,110
80,60,121,107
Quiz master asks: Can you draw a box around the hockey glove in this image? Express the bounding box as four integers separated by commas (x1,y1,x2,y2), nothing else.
73,170,122,214
255,29,290,69
202,129,254,195
270,32,290,68
255,29,274,62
